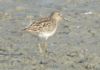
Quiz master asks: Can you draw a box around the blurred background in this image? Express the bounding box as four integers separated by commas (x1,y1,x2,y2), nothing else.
0,0,100,70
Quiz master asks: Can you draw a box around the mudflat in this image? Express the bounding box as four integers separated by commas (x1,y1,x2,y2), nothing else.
0,0,100,70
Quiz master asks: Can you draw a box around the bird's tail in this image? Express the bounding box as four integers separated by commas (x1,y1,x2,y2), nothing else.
22,27,28,31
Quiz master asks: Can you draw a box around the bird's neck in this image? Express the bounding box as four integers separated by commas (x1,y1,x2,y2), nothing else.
50,17,60,24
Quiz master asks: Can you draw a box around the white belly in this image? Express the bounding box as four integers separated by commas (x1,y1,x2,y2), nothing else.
38,27,57,40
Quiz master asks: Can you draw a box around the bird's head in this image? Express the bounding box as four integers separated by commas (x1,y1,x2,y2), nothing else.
50,11,62,23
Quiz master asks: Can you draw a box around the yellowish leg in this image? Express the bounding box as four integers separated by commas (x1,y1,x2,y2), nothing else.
38,43,43,54
38,42,49,64
42,42,49,58
38,43,48,55
44,42,48,53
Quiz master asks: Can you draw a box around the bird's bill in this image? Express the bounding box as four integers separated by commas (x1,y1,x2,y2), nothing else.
62,17,70,22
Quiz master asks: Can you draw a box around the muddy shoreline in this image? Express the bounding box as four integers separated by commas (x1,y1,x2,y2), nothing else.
0,0,100,70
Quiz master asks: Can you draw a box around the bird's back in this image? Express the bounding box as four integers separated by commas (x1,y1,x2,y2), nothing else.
24,17,57,33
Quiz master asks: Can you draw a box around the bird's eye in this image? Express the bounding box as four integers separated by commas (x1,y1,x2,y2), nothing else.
57,13,60,15
59,13,61,16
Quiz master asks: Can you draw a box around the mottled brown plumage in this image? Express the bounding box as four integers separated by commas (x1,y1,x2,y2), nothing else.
24,11,62,54
24,11,62,40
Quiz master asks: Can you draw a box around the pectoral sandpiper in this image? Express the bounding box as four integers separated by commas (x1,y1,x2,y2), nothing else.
24,11,62,54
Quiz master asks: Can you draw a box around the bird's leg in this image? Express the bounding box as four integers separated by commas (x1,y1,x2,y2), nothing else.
41,41,49,58
37,37,45,54
38,37,49,57
38,42,48,55
44,37,48,53
38,43,43,54
38,43,48,64
38,42,48,58
44,41,48,53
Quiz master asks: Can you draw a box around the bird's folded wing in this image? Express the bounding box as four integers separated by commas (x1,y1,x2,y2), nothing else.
24,17,52,32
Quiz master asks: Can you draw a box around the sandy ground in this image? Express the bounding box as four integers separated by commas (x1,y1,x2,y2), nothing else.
0,0,100,70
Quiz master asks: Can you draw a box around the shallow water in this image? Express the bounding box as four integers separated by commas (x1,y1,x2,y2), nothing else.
0,0,100,70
